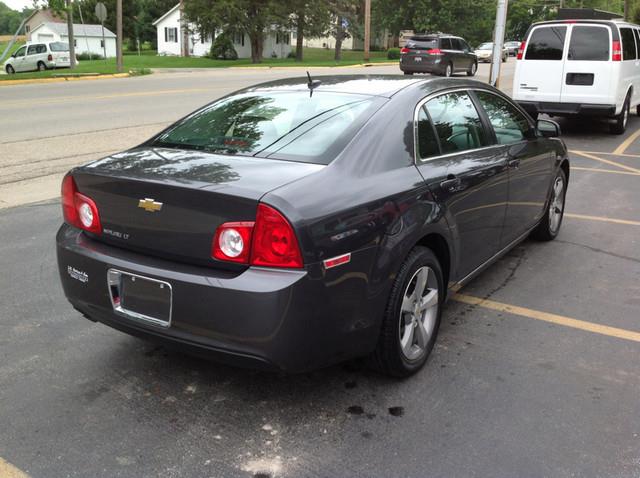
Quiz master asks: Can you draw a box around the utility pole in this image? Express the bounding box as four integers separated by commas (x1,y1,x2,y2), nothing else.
116,0,123,72
490,0,508,88
180,0,189,57
363,0,371,62
66,0,76,69
624,0,630,20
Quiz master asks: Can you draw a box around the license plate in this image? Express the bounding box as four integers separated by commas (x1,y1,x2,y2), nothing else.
61,57,69,62
108,269,172,327
414,57,422,62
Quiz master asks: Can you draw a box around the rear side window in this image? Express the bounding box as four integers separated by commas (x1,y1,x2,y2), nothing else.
620,27,637,60
424,92,488,154
634,29,640,51
475,91,530,145
568,26,609,61
416,107,440,159
525,26,567,60
406,38,438,50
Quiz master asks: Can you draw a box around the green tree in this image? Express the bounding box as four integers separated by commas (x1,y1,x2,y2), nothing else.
0,1,32,35
272,0,331,61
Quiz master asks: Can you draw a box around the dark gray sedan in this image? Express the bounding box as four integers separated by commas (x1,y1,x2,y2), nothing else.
57,75,569,377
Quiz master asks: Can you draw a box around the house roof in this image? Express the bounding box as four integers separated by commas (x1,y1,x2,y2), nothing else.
31,22,116,38
24,8,65,25
152,4,180,26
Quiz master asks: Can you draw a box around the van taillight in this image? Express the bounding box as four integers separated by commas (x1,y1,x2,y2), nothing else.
48,54,52,61
428,48,443,56
61,174,102,234
400,47,409,54
613,40,622,61
517,41,526,60
211,204,303,268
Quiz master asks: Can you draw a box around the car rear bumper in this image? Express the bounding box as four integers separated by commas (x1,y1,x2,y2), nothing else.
56,224,381,373
517,101,617,116
399,57,442,73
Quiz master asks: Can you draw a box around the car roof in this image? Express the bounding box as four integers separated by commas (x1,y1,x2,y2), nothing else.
241,75,426,98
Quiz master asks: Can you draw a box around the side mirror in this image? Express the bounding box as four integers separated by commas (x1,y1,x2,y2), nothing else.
536,119,561,138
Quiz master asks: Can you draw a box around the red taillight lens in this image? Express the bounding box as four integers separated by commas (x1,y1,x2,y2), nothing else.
400,47,409,54
48,54,52,61
61,174,102,234
428,48,443,56
251,204,303,268
212,221,254,264
612,40,622,61
516,41,526,60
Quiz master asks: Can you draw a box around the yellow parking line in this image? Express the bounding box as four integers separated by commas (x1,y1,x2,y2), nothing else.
565,213,640,226
0,457,30,478
452,294,640,343
570,150,640,174
613,127,640,155
572,166,640,176
575,150,640,159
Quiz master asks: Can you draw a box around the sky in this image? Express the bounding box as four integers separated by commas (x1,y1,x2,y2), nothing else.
4,0,35,11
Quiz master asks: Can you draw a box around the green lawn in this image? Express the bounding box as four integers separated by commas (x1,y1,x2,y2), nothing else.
1,47,391,81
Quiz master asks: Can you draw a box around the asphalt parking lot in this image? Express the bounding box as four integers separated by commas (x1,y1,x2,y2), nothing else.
1,62,639,477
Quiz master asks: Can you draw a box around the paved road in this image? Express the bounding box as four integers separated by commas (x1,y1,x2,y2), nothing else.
2,60,640,478
0,60,513,208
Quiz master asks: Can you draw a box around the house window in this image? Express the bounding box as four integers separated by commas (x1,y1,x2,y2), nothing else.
276,32,290,45
74,39,77,47
233,32,244,46
165,27,178,43
25,25,30,33
100,40,104,48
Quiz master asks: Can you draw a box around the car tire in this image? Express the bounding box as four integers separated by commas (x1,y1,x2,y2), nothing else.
531,168,567,241
610,94,630,135
6,65,15,74
37,61,47,71
466,61,477,77
403,71,413,75
444,63,453,77
371,246,443,377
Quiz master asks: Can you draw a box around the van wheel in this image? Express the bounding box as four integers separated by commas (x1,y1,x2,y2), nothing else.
611,95,630,135
466,61,477,77
371,246,443,377
37,61,47,71
5,65,14,74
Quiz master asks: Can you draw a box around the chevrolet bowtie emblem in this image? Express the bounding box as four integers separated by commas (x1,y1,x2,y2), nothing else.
138,198,163,212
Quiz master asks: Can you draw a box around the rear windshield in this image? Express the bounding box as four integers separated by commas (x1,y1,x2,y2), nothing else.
50,42,69,52
525,26,567,60
568,26,610,61
406,38,438,49
151,91,380,164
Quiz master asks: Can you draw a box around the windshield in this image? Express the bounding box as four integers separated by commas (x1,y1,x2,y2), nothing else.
151,91,380,164
477,43,493,50
50,42,69,52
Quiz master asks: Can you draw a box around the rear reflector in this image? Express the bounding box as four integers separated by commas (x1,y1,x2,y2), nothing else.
61,174,102,234
516,41,526,60
323,253,351,269
613,40,622,61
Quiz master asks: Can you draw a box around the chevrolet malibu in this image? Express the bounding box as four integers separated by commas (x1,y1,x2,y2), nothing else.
57,76,569,377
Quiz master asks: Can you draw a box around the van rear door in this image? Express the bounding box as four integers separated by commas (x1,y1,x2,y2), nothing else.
514,25,568,102
561,24,613,105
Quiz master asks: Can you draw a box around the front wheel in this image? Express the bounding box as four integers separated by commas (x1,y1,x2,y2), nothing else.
531,168,567,241
467,61,477,77
6,64,15,74
372,247,443,377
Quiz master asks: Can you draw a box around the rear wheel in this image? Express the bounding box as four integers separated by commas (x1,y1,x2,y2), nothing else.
6,64,14,74
466,61,477,77
403,71,413,76
610,94,630,135
443,62,453,77
372,246,443,377
531,168,566,241
37,61,47,71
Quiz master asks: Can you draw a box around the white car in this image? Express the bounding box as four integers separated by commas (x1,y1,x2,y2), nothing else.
513,18,640,134
474,42,508,63
3,41,77,74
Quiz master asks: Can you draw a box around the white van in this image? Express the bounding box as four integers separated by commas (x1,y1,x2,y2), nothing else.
3,42,75,74
513,19,640,134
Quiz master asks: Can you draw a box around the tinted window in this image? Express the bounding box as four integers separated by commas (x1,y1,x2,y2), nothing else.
441,38,453,50
406,38,438,49
50,42,69,52
459,39,471,51
475,91,530,145
14,46,26,57
621,27,637,60
416,107,440,159
27,45,37,54
568,26,609,61
425,92,488,154
153,91,378,164
525,26,567,60
451,38,463,50
634,29,640,51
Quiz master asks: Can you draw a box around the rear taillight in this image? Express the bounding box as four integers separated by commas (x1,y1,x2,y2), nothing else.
613,40,622,61
428,48,443,56
48,54,52,61
516,41,526,60
211,204,303,268
61,174,102,234
400,47,409,54
212,221,254,263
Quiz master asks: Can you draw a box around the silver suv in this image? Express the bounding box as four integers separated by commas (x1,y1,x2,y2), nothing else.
4,42,76,74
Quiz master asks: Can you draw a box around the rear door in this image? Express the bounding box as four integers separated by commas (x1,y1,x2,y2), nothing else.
619,26,638,108
514,25,568,102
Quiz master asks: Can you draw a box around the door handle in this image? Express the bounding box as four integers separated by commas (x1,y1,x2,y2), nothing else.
440,175,461,192
508,159,520,169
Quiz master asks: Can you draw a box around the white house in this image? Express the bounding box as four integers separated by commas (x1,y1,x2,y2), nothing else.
30,22,117,58
153,4,292,59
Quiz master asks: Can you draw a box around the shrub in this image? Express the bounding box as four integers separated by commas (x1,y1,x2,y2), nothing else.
208,34,238,60
129,68,151,76
387,48,400,60
76,52,103,61
287,50,296,59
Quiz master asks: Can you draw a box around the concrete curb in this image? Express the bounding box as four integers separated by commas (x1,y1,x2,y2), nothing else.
225,61,398,71
0,72,130,86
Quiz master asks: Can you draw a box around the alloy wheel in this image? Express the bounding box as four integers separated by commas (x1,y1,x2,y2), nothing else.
398,266,439,361
445,64,452,77
549,176,565,233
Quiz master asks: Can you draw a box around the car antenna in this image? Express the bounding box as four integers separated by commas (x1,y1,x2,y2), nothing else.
307,71,321,97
